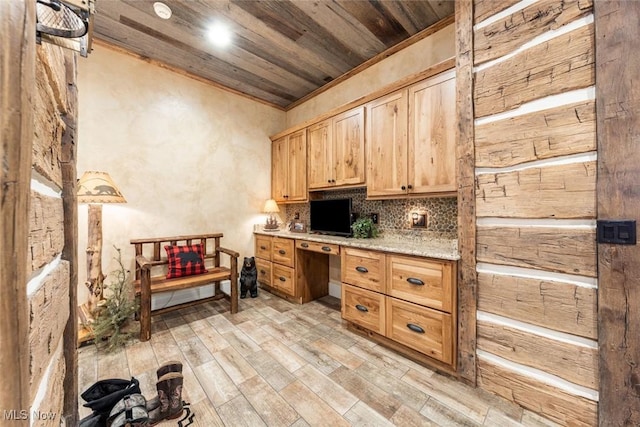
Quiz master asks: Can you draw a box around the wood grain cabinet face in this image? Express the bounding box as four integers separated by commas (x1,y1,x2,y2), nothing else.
271,130,307,203
366,69,456,199
272,237,295,268
341,248,386,293
342,284,385,334
408,71,457,195
272,264,295,296
308,107,365,190
386,297,453,365
255,258,272,287
387,255,455,313
255,235,272,261
366,89,409,198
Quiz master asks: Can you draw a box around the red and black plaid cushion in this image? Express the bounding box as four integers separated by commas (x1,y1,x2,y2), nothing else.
165,244,208,279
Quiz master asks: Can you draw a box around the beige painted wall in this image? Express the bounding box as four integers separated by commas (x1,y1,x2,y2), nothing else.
286,23,455,128
77,45,285,303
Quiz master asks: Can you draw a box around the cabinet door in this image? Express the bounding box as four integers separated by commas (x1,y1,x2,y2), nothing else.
287,129,307,202
334,106,365,187
307,120,333,189
255,235,272,261
386,297,454,365
271,137,288,203
272,264,295,296
387,254,454,313
408,71,456,195
366,90,408,198
255,258,272,287
342,283,385,335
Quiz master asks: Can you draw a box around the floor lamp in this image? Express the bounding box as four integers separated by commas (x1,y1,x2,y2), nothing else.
77,171,126,316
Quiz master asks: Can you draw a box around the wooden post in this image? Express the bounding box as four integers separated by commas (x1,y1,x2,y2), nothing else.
61,50,79,425
86,203,105,312
455,0,477,385
0,0,34,423
595,1,640,424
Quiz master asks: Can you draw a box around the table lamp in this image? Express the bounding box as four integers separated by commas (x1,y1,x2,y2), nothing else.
77,171,126,314
263,199,280,231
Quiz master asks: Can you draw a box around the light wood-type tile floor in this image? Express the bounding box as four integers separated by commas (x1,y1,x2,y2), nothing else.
78,291,560,426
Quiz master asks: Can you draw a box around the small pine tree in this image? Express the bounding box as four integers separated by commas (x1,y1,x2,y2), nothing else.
92,247,138,352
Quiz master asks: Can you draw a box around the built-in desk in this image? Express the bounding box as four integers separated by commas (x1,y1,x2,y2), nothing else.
254,230,460,373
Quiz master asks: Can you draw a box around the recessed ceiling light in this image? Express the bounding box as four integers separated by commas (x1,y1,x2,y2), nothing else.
208,22,232,48
153,2,172,20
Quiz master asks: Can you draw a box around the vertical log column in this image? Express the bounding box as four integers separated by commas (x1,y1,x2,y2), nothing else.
61,51,79,425
595,1,640,425
0,1,34,423
455,0,477,385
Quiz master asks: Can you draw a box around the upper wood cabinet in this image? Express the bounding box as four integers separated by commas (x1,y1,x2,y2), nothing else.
366,69,456,199
366,89,409,198
408,70,456,195
272,129,307,203
308,107,365,190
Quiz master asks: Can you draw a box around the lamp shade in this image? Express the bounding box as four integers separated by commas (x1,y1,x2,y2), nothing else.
77,171,126,204
263,199,280,214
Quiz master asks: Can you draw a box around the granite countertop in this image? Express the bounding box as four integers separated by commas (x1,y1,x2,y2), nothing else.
254,228,459,261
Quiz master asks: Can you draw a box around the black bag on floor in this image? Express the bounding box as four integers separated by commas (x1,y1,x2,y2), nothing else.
80,377,141,427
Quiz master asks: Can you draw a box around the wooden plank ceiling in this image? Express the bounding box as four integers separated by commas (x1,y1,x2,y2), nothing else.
92,0,454,109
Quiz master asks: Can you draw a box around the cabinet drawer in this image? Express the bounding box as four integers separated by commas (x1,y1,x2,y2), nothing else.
296,240,340,255
272,237,295,267
255,258,272,287
341,248,386,293
387,255,455,313
272,264,295,296
341,284,385,335
255,235,272,261
386,298,453,365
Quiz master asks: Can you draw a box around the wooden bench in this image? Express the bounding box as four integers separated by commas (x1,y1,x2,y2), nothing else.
131,233,239,341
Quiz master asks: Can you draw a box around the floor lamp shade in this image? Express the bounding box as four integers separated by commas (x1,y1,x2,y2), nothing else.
77,171,126,204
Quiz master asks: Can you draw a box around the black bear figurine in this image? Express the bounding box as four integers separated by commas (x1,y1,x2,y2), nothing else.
240,257,258,299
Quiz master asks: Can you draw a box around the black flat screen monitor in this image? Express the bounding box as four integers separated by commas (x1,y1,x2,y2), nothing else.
309,198,352,237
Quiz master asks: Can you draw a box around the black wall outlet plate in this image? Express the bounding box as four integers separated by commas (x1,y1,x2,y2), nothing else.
596,220,636,245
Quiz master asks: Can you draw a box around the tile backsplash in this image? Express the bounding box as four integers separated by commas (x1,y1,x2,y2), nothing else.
283,188,457,239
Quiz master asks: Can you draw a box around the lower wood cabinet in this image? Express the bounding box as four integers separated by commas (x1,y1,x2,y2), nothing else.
255,235,296,298
386,297,453,365
341,249,457,371
342,284,386,335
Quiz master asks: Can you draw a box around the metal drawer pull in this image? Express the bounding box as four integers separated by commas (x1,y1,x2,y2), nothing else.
260,246,267,250
278,249,286,255
407,323,425,334
279,276,286,282
260,269,266,274
407,277,424,286
355,266,368,273
355,304,369,312
321,246,331,252
301,243,309,248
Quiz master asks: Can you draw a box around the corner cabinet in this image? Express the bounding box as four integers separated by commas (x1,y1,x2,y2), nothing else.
366,69,456,199
272,129,307,203
308,106,365,190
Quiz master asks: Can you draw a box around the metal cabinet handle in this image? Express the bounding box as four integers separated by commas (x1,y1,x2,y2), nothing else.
279,276,286,282
355,266,368,273
407,277,424,286
408,184,413,190
401,185,406,190
278,249,286,255
301,243,309,248
355,304,368,312
321,246,331,252
407,323,425,334
259,269,266,275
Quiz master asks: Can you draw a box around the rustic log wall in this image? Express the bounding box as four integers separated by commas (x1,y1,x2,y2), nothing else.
470,0,598,425
27,42,78,424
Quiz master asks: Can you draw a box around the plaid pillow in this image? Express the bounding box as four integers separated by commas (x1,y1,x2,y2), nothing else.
165,244,208,279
